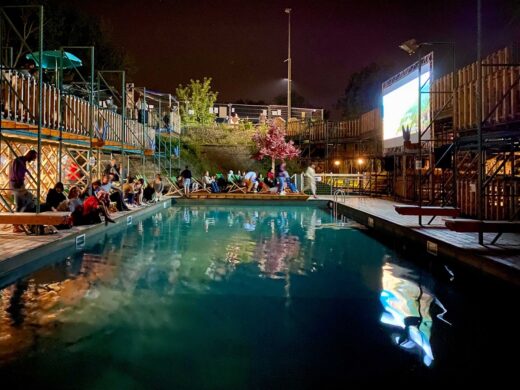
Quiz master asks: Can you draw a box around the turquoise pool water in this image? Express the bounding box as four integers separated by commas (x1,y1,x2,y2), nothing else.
0,203,517,387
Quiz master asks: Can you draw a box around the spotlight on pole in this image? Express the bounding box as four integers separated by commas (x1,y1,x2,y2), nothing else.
399,38,420,55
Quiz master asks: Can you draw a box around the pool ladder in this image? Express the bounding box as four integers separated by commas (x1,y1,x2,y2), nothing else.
333,189,346,220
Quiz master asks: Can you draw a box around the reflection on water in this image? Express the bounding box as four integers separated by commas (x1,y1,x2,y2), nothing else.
1,206,344,362
380,256,451,366
1,203,515,386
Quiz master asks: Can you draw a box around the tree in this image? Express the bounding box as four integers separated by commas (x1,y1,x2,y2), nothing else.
176,77,218,126
252,124,300,170
336,62,394,120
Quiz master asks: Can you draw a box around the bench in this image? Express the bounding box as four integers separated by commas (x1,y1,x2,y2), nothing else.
394,205,461,225
0,212,71,234
444,218,520,245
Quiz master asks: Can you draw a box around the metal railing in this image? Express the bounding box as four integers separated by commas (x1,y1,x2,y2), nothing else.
297,173,389,196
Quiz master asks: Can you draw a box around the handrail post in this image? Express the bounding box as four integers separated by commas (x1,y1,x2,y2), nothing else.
36,5,43,213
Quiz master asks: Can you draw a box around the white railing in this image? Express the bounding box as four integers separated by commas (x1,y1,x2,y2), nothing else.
296,173,389,195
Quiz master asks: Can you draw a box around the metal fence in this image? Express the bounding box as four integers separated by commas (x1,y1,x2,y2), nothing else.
295,173,390,196
212,103,324,123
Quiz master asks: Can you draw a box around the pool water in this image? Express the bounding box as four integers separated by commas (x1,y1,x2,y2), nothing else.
0,204,517,388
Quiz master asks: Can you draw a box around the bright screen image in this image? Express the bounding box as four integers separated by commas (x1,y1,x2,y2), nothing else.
383,70,431,149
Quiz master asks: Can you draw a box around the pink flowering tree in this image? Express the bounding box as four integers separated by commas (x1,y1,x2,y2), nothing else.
252,124,300,170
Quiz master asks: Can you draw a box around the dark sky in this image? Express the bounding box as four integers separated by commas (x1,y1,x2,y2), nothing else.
72,0,519,113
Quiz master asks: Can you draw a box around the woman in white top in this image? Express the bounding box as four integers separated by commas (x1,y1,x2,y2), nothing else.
202,171,212,189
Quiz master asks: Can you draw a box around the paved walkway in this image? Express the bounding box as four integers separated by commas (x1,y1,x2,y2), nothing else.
318,196,520,277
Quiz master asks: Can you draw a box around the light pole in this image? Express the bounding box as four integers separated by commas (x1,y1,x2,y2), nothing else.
399,39,424,224
285,8,292,124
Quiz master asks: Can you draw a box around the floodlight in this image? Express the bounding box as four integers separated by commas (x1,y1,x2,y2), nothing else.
399,39,420,55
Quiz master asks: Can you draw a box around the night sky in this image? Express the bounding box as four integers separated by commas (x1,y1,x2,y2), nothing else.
72,0,519,115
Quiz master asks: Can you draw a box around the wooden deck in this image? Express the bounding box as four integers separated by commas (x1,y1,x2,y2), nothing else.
186,193,310,200
323,196,520,285
0,200,172,283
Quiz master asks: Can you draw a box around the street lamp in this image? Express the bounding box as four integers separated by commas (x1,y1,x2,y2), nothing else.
285,8,292,123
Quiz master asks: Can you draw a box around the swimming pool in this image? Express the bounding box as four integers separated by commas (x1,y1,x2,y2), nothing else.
0,203,517,387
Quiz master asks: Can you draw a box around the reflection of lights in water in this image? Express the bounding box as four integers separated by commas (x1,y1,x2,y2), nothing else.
254,235,300,278
379,260,450,367
0,252,117,361
183,208,190,224
225,244,241,265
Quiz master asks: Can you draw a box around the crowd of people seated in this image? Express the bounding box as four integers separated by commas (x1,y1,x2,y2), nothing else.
7,151,169,233
175,163,299,195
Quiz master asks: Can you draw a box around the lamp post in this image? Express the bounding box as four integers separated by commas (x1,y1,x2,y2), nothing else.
285,8,292,124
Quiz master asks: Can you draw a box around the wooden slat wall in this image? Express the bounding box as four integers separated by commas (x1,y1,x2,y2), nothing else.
0,69,155,150
457,178,519,220
360,108,381,134
451,46,520,130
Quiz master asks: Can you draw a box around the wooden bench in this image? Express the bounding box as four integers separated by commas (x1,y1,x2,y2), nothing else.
445,218,520,245
394,205,461,225
0,212,71,234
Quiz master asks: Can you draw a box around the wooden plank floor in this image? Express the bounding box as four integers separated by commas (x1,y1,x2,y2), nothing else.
0,200,170,266
321,196,520,277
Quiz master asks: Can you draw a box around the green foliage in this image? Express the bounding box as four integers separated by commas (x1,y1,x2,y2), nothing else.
181,124,261,146
336,62,394,120
176,78,218,126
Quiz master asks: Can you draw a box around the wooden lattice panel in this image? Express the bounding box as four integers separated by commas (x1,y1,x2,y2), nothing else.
0,140,59,211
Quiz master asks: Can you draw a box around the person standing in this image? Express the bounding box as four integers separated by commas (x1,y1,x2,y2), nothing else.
9,150,38,232
276,163,287,195
304,163,318,198
180,166,192,196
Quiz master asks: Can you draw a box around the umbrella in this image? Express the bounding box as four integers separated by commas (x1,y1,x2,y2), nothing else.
25,50,82,70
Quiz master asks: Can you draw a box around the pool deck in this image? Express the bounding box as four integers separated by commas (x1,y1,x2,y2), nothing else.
187,192,310,200
322,196,520,285
0,199,173,283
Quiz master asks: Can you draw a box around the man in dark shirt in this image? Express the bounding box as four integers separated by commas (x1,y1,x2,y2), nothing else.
180,166,192,196
45,182,66,211
9,150,37,232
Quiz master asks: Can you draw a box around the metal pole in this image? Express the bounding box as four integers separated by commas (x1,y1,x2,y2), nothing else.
36,6,43,213
158,100,161,173
89,47,94,191
0,12,3,203
452,43,458,208
417,48,422,225
476,0,484,244
286,8,292,124
121,70,126,180
58,48,63,182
